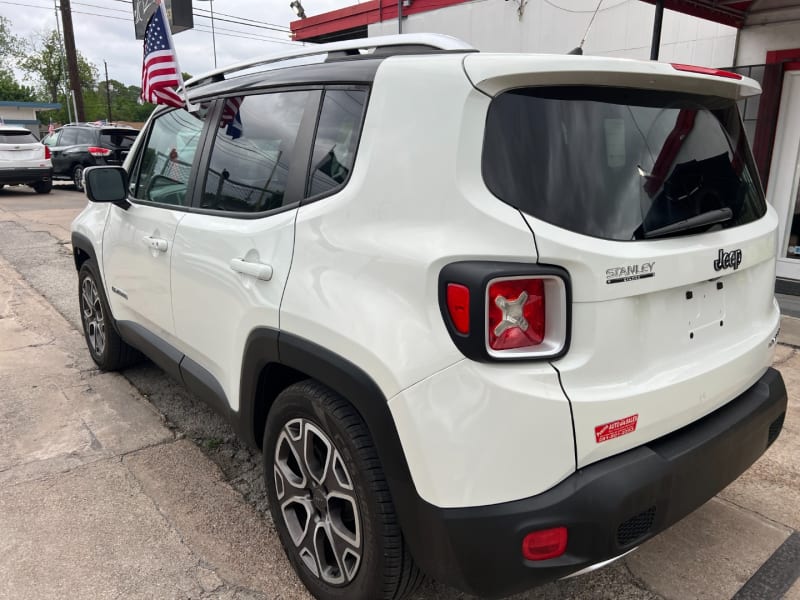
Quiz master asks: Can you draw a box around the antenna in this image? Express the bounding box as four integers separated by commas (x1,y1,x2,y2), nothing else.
568,0,604,55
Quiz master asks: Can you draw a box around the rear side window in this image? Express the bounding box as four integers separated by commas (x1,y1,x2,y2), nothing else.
100,130,137,149
0,131,38,143
307,88,367,198
59,128,79,146
482,87,766,241
201,90,310,213
76,128,94,145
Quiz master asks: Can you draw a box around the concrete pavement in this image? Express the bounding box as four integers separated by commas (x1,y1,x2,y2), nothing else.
0,186,798,599
0,253,308,600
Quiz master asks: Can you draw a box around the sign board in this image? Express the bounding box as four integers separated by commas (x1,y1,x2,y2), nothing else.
133,0,194,40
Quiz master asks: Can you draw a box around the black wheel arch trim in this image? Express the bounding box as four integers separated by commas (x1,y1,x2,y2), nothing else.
240,327,446,576
71,231,98,272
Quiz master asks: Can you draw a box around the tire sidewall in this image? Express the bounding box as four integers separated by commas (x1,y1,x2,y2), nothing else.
78,260,112,367
264,387,387,600
73,165,84,191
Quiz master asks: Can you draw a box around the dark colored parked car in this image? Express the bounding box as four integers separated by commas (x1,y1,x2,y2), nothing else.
43,123,139,192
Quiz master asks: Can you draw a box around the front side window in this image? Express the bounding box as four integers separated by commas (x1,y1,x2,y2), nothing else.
482,87,766,241
200,90,310,213
307,88,367,198
131,106,210,206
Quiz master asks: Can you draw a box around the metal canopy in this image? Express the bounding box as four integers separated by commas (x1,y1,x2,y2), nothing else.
640,0,800,28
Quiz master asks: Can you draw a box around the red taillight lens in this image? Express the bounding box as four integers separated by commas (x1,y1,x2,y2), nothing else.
88,146,112,157
44,145,51,160
446,283,470,334
522,527,568,561
670,63,742,80
488,278,545,350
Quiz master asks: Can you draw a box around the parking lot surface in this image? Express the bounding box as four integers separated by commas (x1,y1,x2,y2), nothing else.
0,185,798,600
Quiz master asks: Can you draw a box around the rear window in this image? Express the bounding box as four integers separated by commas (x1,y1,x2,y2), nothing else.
0,131,38,144
100,130,137,149
482,86,766,241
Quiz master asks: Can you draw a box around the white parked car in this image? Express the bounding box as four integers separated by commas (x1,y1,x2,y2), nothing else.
70,35,788,600
0,125,53,194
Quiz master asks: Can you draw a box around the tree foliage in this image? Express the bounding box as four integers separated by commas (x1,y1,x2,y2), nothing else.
0,20,155,125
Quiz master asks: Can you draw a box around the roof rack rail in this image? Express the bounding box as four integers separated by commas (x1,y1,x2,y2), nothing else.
184,33,475,89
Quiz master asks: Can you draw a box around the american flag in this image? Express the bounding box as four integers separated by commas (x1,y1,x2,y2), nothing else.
221,96,244,139
140,1,184,108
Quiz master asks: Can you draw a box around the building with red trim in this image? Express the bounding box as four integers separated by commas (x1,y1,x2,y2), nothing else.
292,0,800,293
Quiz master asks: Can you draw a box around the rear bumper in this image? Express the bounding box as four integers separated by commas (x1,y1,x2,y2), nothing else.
406,367,787,598
0,167,52,185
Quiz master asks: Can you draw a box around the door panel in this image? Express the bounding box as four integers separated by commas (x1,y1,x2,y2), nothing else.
102,203,185,338
171,89,313,410
171,211,297,410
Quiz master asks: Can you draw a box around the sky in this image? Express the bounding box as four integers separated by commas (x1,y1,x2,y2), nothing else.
0,0,355,86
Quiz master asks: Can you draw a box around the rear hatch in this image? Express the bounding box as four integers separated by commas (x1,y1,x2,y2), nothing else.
0,130,46,164
99,128,138,165
467,55,780,468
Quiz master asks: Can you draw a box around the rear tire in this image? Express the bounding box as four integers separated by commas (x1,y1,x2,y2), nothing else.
264,381,423,600
32,180,52,194
78,259,141,370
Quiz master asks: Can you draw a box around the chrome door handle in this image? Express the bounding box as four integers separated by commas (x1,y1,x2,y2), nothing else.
142,236,168,252
230,258,273,281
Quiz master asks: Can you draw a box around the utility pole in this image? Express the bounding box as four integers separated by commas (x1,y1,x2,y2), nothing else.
59,0,85,121
104,60,112,123
53,0,72,123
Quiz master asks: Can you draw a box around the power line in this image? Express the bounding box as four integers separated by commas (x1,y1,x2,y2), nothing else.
107,0,290,32
542,0,627,13
0,0,297,44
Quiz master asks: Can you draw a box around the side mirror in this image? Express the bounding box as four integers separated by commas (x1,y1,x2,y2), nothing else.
84,166,130,207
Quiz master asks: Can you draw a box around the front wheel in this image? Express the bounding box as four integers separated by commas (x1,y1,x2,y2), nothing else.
264,381,422,600
78,260,140,370
72,165,85,192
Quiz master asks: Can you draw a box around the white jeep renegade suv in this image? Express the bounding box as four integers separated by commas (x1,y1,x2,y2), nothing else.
71,34,788,600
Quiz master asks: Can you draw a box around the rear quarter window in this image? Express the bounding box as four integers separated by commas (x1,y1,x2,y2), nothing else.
482,86,767,241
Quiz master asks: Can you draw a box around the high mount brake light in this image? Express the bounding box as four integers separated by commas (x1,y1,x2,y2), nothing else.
88,146,112,157
671,63,743,80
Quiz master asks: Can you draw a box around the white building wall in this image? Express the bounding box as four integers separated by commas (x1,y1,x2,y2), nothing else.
737,19,800,65
369,0,736,67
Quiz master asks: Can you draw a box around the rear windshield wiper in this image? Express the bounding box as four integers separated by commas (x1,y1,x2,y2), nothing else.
643,208,733,239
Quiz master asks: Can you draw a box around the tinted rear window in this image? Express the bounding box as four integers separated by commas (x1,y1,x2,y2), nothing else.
0,131,38,144
482,87,766,241
100,130,137,148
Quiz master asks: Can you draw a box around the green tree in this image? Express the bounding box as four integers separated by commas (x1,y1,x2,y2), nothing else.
0,71,35,102
0,16,23,71
19,30,98,122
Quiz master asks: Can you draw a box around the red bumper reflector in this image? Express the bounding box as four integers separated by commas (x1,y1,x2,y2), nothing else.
446,283,470,334
670,63,742,80
522,526,568,561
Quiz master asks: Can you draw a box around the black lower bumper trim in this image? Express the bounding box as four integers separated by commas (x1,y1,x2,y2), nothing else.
405,367,787,598
0,168,52,185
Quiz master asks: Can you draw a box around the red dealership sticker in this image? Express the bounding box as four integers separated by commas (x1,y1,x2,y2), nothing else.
594,414,639,443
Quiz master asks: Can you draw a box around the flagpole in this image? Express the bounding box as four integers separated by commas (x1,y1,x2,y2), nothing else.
155,0,189,110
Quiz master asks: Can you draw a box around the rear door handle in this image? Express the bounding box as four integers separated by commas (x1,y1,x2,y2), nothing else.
142,236,168,253
230,258,273,281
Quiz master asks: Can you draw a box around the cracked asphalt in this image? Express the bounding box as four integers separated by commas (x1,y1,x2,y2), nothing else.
0,185,797,600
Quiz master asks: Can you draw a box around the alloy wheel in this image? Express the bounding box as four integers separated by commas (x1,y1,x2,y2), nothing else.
274,418,362,586
81,276,105,357
73,166,84,190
